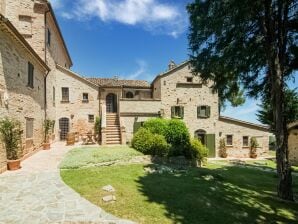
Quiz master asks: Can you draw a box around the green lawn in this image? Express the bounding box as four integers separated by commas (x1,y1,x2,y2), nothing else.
61,150,298,224
59,146,142,169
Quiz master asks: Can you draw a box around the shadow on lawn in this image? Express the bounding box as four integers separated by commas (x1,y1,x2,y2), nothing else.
136,164,298,224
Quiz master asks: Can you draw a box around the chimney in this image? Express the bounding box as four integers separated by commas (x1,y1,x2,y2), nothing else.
168,60,176,70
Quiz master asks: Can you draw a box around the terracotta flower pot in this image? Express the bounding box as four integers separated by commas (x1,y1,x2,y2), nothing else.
43,143,51,150
7,159,21,171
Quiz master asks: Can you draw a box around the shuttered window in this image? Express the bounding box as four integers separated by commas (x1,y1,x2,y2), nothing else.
226,135,233,146
28,62,34,88
88,115,94,123
171,106,184,119
26,118,34,139
243,136,249,147
61,87,69,102
197,105,211,118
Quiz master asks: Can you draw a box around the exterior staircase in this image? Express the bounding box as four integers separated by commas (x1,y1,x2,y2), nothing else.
106,113,121,145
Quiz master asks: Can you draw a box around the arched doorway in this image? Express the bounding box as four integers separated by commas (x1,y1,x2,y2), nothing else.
106,93,117,113
194,129,206,145
59,118,69,140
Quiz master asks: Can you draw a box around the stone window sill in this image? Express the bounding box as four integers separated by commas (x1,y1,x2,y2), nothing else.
61,100,70,103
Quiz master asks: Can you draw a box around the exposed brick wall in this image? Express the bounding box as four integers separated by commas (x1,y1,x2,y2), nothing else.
289,128,298,166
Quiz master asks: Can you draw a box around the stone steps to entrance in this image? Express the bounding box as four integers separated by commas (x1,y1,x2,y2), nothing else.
105,113,122,145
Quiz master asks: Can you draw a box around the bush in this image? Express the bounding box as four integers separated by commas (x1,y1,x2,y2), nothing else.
250,137,258,158
131,128,170,156
164,119,190,156
0,117,22,160
143,118,168,136
190,138,208,165
218,138,227,158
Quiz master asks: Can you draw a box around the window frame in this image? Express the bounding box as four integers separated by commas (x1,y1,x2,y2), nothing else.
88,114,95,123
125,91,134,99
82,93,89,102
61,87,69,102
197,105,211,118
226,135,233,146
186,77,193,83
27,62,34,89
47,28,51,46
171,106,184,119
243,136,249,147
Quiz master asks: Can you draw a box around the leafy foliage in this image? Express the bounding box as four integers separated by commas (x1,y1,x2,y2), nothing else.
218,138,227,158
0,117,22,160
257,88,298,130
132,128,170,156
143,118,168,136
250,137,259,158
44,119,53,143
190,138,209,165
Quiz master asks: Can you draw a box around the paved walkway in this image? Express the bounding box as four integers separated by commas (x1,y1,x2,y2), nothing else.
0,142,135,224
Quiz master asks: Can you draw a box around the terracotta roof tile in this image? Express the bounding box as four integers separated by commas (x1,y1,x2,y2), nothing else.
86,78,151,88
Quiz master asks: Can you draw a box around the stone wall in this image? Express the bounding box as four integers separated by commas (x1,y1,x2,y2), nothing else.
216,118,270,158
289,128,298,166
54,67,99,138
0,27,47,170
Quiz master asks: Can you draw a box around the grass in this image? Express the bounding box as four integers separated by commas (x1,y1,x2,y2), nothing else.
61,162,298,224
59,146,142,169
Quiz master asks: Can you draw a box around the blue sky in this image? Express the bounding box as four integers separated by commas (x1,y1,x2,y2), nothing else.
50,0,297,124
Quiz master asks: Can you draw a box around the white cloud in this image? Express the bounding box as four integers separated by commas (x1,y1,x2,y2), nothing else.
49,0,62,9
59,0,187,37
120,60,154,81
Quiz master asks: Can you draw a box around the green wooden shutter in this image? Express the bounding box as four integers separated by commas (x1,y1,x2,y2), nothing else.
180,107,184,119
206,134,216,158
197,106,200,118
206,106,211,118
171,106,175,118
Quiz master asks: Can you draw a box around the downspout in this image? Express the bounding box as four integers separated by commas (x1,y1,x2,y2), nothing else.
44,8,50,120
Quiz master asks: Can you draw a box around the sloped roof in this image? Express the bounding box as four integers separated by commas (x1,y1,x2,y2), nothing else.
219,116,270,131
86,78,151,88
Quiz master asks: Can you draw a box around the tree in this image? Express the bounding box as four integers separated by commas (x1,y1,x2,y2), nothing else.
188,0,297,201
257,88,298,129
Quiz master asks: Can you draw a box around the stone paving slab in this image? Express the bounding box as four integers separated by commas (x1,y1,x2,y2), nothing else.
0,142,135,224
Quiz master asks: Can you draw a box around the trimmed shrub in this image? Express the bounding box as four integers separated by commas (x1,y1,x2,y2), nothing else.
131,128,170,156
143,118,168,136
190,138,208,166
250,137,258,158
165,119,190,156
218,138,227,158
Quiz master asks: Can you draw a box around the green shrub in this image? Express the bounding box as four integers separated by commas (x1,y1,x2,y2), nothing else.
165,119,190,156
0,117,22,160
131,128,170,156
44,119,52,143
190,138,208,165
143,118,168,136
218,138,227,158
250,137,258,158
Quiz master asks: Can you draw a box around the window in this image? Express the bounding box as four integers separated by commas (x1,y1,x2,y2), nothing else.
125,92,134,98
53,87,55,107
226,135,233,146
61,87,69,102
88,115,95,123
243,136,249,147
28,62,34,88
47,28,51,46
82,93,89,102
197,105,211,118
26,118,34,139
186,77,193,83
171,106,184,119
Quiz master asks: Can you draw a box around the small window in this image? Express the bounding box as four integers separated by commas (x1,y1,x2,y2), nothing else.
164,81,166,86
125,92,134,99
47,29,51,46
88,115,95,123
28,62,34,88
53,87,56,107
186,77,193,83
226,135,233,146
197,105,211,118
171,106,184,119
82,93,89,102
243,136,249,147
61,87,69,102
26,118,34,139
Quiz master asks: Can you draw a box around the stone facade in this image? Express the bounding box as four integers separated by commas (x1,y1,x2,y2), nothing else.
289,122,298,166
0,17,49,172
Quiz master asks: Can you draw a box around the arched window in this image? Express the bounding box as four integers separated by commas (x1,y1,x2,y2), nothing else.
126,91,134,98
194,129,206,145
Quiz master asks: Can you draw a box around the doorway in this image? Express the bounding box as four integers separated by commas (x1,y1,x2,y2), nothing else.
59,118,69,140
106,93,117,113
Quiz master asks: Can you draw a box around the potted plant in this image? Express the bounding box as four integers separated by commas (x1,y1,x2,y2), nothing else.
219,138,228,158
43,119,52,150
0,117,23,170
250,137,258,158
51,120,55,141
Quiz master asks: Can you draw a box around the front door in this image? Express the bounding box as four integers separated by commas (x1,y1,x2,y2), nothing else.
106,93,117,113
59,118,69,140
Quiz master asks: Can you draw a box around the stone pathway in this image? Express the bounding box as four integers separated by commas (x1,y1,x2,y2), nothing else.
0,142,135,224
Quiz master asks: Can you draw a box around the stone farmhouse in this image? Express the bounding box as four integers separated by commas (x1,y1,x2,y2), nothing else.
0,0,271,173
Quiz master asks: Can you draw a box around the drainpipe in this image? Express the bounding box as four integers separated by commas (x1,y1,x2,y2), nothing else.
44,7,50,120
